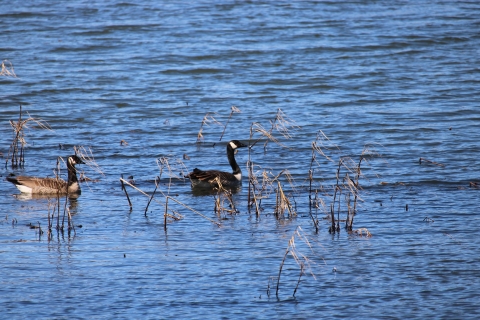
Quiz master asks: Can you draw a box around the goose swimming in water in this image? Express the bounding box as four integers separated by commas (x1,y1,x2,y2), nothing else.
6,155,85,195
186,140,247,188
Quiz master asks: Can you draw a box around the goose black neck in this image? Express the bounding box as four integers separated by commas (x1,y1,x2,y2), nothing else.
67,162,79,185
227,144,241,174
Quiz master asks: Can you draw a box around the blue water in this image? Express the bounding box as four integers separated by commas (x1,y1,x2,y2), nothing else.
1,1,480,319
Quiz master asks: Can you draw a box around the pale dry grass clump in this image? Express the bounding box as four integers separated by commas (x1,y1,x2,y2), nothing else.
196,106,242,142
1,60,17,77
268,226,320,299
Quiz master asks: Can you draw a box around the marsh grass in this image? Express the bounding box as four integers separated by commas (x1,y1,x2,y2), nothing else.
306,130,384,233
247,109,299,217
6,106,52,168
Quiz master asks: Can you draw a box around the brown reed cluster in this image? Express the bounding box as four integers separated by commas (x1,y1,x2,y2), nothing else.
307,131,380,236
6,106,52,168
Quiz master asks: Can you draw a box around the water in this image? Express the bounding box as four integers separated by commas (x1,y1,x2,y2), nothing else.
1,1,480,318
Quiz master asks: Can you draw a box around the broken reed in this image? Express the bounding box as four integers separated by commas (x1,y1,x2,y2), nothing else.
119,176,219,228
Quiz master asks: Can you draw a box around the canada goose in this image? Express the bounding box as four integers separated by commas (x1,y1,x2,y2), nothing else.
6,155,85,195
187,140,247,188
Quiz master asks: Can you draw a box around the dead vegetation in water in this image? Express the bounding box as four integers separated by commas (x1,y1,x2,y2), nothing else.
119,156,220,229
246,109,300,218
307,131,383,233
6,106,52,168
196,106,241,143
212,178,238,217
1,59,17,77
249,108,299,151
267,226,321,299
74,146,104,182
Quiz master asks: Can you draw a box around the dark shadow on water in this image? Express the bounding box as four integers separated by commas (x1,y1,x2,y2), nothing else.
190,185,242,197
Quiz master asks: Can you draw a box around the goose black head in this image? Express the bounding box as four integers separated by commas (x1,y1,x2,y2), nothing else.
68,155,85,165
228,140,248,150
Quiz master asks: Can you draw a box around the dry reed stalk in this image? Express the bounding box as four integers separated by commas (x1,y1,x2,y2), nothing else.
347,144,383,229
196,112,222,143
1,59,17,77
275,226,316,299
219,105,241,141
308,143,316,206
61,193,69,231
247,166,278,217
348,156,364,230
74,146,104,176
6,106,52,168
212,177,237,216
156,156,188,194
47,198,57,239
119,178,219,227
164,196,169,231
67,207,75,235
311,130,340,164
274,181,296,219
261,109,299,151
120,174,133,210
329,160,343,233
145,176,160,216
293,262,305,298
276,247,290,298
248,109,298,152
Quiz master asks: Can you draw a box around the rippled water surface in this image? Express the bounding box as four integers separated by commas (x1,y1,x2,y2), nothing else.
1,1,480,319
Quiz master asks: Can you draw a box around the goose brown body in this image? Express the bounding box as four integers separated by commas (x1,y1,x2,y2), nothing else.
187,140,247,188
6,155,84,195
